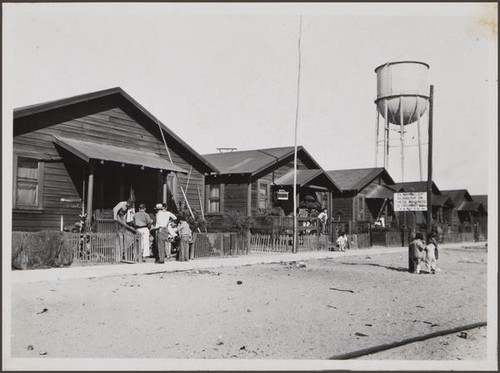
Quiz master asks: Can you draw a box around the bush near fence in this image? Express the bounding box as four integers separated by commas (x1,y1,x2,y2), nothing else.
191,232,249,258
12,231,73,270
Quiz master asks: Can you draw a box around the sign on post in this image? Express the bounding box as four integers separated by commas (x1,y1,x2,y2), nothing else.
276,189,289,200
393,192,427,211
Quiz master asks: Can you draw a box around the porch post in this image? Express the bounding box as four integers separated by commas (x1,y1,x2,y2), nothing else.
247,180,252,217
172,174,178,205
162,172,169,204
86,161,95,227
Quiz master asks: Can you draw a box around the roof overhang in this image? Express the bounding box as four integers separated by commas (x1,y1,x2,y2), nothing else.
53,136,188,173
273,169,340,192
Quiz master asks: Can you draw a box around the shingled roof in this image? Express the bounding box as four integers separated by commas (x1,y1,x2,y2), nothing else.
326,167,394,192
273,169,340,192
432,194,455,207
203,146,321,176
393,181,441,195
14,87,219,174
458,201,485,213
441,189,473,206
365,184,402,199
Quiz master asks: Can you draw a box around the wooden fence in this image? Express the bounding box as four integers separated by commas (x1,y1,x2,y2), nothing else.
64,231,141,265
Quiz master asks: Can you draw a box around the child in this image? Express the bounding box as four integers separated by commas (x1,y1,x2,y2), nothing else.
424,234,438,274
336,232,348,252
177,217,192,261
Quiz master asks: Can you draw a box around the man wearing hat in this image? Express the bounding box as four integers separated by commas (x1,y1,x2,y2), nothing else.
152,203,177,263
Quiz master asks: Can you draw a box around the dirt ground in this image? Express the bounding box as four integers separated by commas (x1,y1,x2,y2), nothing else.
10,245,488,360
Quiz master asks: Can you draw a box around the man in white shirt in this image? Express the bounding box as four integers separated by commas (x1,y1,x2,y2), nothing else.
113,200,134,226
152,203,177,263
317,208,328,234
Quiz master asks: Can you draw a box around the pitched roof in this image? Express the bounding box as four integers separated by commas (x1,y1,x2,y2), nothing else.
14,87,218,174
365,184,402,199
393,181,441,194
273,169,340,192
441,189,473,206
326,167,394,192
432,194,455,207
458,201,484,213
203,146,321,176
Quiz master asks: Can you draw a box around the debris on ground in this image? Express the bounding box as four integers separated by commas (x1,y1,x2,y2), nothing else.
37,308,48,314
327,305,337,309
39,351,48,355
26,345,34,351
364,324,372,327
247,308,252,313
216,341,224,346
354,332,369,337
188,269,221,276
329,287,355,293
279,261,306,269
236,280,243,285
240,345,246,350
416,305,425,308
458,332,468,339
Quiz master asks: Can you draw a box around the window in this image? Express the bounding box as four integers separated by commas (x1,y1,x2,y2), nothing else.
14,156,43,209
208,184,221,213
259,184,268,212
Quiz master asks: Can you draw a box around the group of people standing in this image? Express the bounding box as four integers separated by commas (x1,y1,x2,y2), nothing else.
408,232,439,274
113,200,193,263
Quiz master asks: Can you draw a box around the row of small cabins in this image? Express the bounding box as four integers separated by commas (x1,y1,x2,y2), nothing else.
13,88,488,246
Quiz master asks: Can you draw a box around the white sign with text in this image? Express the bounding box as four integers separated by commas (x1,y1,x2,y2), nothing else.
393,192,428,211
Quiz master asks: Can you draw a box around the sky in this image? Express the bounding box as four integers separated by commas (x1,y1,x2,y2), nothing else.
3,3,497,195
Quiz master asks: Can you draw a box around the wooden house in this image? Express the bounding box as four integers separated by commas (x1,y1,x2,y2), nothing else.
13,87,218,232
202,147,340,229
326,167,396,224
471,195,488,239
392,181,442,229
441,190,486,234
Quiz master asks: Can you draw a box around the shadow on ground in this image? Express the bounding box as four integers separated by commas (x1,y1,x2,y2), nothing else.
339,261,409,272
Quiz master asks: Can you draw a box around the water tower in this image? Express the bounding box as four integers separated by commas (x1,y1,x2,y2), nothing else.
374,61,430,182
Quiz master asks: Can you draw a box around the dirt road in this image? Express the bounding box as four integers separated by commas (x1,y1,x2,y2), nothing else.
10,245,487,360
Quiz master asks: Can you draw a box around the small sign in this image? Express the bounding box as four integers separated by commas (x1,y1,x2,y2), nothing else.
394,192,427,211
60,197,82,208
277,189,289,200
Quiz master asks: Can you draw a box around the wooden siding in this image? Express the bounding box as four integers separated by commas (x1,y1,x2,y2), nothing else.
222,183,248,214
330,197,354,221
13,103,205,231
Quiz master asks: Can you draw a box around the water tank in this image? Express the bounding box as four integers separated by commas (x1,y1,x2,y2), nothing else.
375,61,429,126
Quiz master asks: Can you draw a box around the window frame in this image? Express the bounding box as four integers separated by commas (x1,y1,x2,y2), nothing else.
13,154,44,211
206,183,223,214
258,182,269,213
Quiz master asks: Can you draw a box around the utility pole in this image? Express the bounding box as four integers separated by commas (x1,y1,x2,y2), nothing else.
292,15,303,253
426,85,434,236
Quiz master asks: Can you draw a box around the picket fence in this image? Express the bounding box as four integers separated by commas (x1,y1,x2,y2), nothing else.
250,233,336,252
65,231,141,265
